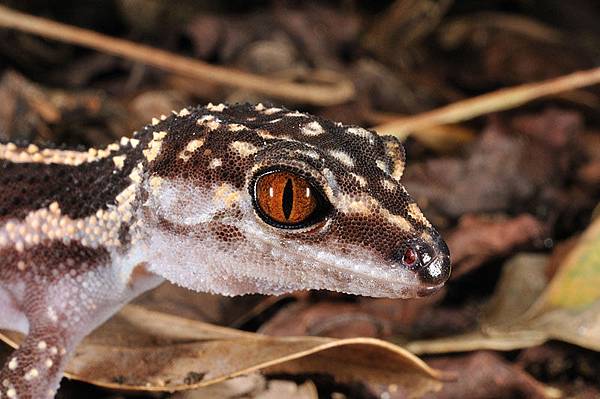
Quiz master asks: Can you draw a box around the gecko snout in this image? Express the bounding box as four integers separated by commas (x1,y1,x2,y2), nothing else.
395,234,451,290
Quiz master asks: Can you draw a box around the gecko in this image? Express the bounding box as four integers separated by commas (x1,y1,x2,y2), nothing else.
0,103,450,398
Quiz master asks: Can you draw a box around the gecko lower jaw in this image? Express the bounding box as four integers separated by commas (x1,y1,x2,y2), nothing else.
415,282,445,297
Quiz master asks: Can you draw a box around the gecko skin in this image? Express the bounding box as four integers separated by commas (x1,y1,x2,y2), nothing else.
0,103,450,398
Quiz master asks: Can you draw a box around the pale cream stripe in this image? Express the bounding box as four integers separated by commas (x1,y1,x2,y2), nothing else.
0,181,139,252
336,194,414,232
0,140,137,166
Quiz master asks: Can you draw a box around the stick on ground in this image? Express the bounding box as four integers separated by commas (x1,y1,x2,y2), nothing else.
0,5,355,106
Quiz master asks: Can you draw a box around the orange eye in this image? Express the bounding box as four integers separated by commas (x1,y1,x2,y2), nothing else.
253,170,329,228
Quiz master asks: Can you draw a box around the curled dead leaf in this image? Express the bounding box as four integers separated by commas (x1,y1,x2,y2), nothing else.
408,211,600,355
446,214,546,278
1,304,448,398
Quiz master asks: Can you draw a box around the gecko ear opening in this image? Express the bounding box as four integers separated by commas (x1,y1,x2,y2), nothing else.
251,167,331,229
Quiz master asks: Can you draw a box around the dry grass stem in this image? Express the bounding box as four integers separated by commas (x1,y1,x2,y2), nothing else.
375,67,600,137
0,5,355,106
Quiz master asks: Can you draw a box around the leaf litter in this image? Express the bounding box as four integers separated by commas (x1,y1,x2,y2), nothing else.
0,1,599,397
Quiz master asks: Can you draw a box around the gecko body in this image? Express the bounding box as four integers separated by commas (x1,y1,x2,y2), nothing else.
0,103,450,398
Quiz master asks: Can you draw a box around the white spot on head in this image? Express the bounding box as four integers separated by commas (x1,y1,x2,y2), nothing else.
286,110,307,117
208,158,222,169
382,178,396,191
295,149,320,160
197,115,221,131
8,358,17,370
143,131,168,162
347,127,375,144
178,138,205,162
257,129,277,139
301,121,325,136
376,159,389,174
228,123,248,132
328,150,355,168
207,103,227,112
264,107,282,115
255,103,266,111
7,388,16,398
230,141,258,157
177,108,190,117
112,154,127,170
38,341,47,350
349,172,367,188
392,161,405,180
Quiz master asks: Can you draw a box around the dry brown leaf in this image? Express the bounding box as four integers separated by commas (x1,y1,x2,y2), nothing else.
423,352,562,399
446,214,546,278
408,212,600,355
133,282,278,327
172,374,267,399
251,380,318,399
172,374,319,399
1,304,446,398
403,111,582,221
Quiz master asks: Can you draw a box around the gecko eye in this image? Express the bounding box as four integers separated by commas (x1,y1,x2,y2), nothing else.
253,170,330,229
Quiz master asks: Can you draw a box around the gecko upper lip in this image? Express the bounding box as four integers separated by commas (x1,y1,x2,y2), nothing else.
417,253,451,286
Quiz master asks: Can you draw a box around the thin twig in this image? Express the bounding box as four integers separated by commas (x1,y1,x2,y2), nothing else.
0,5,355,106
366,109,475,151
375,67,600,137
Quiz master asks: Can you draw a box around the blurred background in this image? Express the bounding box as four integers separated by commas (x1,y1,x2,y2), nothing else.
0,1,599,398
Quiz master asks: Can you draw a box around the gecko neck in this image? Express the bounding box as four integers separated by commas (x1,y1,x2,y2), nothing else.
0,133,153,254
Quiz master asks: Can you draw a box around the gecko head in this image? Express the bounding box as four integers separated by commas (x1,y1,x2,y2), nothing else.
140,104,450,298
242,136,451,298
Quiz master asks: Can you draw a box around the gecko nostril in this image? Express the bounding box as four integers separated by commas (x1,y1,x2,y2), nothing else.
401,247,417,267
394,235,451,285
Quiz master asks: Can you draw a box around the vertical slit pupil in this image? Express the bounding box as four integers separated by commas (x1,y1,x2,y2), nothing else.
282,178,294,220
